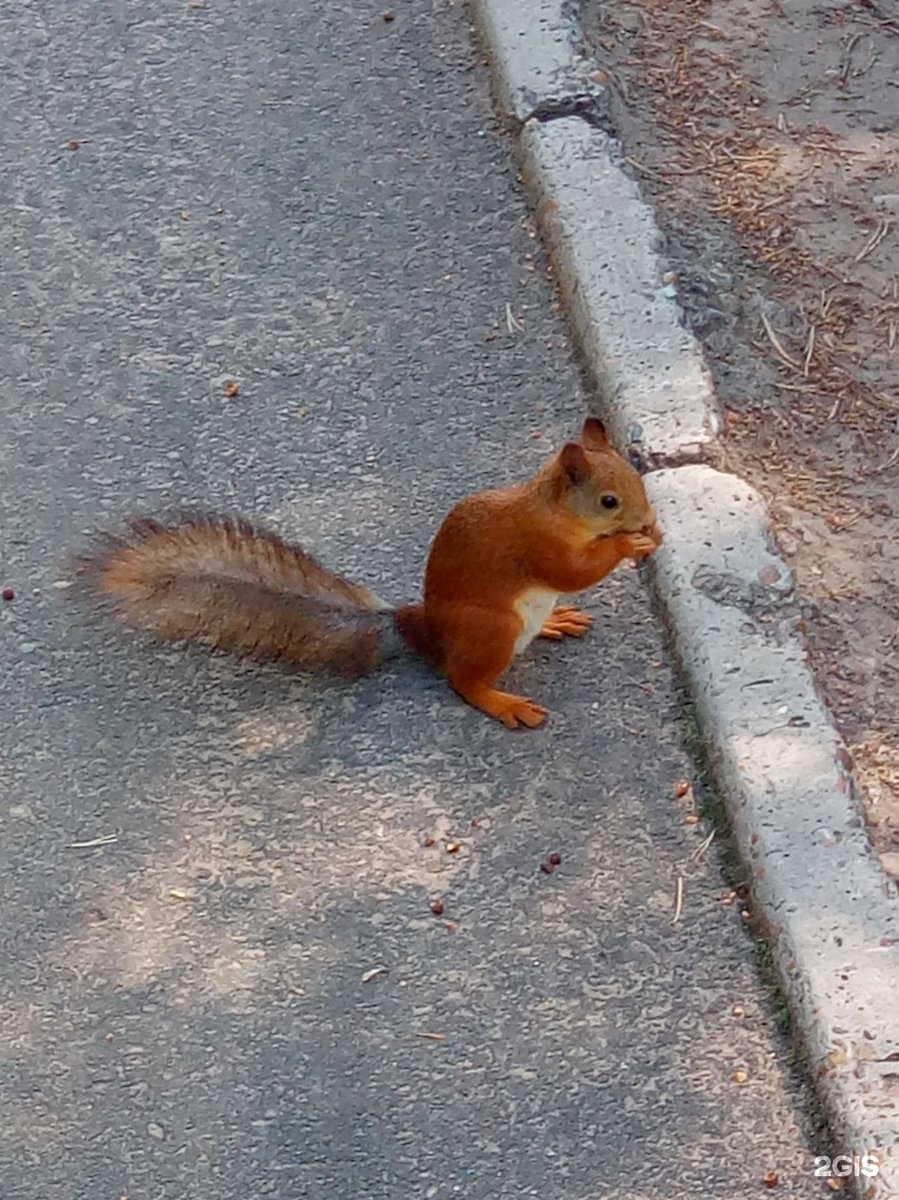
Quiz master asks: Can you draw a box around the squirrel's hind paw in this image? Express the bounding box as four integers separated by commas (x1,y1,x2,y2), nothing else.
461,686,548,729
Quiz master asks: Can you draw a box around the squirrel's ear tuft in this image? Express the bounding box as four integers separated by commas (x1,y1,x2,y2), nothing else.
581,417,609,451
559,441,590,485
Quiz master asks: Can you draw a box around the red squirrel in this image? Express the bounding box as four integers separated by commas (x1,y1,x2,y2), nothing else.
82,418,662,728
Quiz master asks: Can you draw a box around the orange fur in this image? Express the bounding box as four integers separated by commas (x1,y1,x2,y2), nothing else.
395,419,662,726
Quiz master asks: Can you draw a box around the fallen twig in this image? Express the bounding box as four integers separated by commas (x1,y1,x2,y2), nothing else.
803,324,816,376
69,834,118,849
854,220,892,264
759,309,801,369
840,32,865,85
873,443,899,473
505,302,524,333
625,155,670,184
691,830,717,864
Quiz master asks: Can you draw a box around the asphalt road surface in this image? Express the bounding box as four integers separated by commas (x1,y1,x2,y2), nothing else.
1,1,829,1197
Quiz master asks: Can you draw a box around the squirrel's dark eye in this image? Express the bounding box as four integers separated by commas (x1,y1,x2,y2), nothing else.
600,494,619,510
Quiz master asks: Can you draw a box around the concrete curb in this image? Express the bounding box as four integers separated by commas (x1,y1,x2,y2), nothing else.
521,119,719,464
474,0,899,1190
648,465,899,1191
470,0,606,123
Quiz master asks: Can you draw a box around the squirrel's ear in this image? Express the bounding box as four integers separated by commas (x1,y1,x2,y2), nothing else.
559,441,590,485
581,417,609,451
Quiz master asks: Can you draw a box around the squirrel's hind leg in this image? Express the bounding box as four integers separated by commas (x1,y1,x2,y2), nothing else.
539,606,592,640
439,607,548,730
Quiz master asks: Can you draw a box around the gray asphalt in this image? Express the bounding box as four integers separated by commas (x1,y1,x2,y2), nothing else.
0,1,829,1197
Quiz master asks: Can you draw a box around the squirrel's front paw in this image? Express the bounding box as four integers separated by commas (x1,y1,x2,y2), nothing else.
540,606,592,640
623,531,661,560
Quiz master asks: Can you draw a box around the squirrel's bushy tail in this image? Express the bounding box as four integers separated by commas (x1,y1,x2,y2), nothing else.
78,514,407,675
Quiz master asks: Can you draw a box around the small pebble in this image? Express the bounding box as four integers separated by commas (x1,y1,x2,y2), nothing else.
429,900,444,916
540,861,554,875
548,852,562,866
1,587,14,601
873,193,899,213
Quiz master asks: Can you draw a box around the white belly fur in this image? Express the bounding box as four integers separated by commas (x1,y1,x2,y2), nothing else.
513,587,559,655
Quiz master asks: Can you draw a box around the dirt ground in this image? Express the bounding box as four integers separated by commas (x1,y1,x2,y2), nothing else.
582,0,899,870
